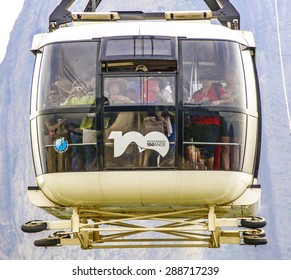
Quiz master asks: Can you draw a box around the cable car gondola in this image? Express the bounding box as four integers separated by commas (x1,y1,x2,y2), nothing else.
22,0,267,248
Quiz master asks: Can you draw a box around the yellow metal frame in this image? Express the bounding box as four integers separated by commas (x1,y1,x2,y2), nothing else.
40,206,242,249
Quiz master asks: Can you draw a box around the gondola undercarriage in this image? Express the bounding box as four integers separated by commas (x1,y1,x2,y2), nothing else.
22,188,267,249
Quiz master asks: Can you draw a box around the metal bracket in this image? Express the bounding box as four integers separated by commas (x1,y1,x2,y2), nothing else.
49,0,74,31
49,0,103,31
204,0,240,29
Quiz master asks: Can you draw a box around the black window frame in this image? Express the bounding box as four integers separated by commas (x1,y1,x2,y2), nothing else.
100,35,177,61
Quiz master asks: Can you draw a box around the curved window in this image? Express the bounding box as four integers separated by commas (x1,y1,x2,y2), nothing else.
180,40,249,171
181,40,246,109
37,113,98,174
37,42,98,110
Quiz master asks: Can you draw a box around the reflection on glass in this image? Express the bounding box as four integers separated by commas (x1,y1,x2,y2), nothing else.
104,76,175,105
105,78,136,104
38,42,98,110
181,40,246,108
104,37,173,57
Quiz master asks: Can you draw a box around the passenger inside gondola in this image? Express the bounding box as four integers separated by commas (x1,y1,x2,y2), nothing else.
190,73,232,106
125,87,138,103
43,87,71,172
224,72,243,107
105,78,136,104
61,85,96,171
184,72,232,170
103,73,176,168
44,84,61,108
159,111,175,167
223,72,243,170
65,115,96,171
64,84,94,106
143,77,173,104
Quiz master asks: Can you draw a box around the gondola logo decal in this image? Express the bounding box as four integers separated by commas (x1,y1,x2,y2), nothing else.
108,131,169,157
53,137,69,153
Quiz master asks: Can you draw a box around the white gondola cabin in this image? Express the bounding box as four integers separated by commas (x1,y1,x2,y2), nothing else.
22,0,267,248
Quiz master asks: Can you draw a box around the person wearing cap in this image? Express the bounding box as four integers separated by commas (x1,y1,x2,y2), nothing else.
135,64,148,72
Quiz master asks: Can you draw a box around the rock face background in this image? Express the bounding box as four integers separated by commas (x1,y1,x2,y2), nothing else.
0,0,290,259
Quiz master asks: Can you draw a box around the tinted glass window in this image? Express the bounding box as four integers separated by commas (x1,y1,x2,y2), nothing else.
104,75,175,105
102,36,175,59
181,40,246,108
38,42,98,110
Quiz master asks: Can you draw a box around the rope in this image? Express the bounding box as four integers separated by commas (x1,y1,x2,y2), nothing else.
274,0,291,134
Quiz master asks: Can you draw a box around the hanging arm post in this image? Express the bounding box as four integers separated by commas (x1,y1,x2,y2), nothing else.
49,0,75,31
204,0,240,30
49,0,103,31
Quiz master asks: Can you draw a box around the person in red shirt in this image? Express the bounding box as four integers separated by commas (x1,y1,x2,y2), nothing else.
187,75,232,170
191,77,231,106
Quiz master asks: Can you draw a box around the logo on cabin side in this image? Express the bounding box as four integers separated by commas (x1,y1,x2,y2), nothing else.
108,131,169,157
53,137,69,153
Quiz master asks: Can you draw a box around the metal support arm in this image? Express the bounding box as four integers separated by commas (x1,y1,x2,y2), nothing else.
49,0,74,31
204,0,240,29
49,0,240,31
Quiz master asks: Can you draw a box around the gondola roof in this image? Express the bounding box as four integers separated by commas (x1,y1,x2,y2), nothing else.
32,19,255,52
